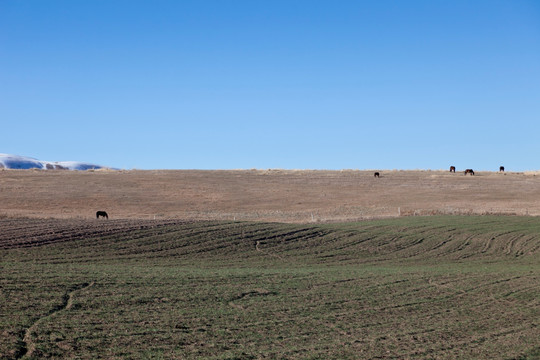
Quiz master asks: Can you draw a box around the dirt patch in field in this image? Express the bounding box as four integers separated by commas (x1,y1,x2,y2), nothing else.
1,169,539,222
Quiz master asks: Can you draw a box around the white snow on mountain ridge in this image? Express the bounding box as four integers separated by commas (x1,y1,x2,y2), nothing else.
0,153,109,170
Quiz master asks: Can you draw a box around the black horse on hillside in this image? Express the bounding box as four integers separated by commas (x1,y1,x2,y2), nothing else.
464,169,475,176
500,166,505,172
374,172,380,178
450,166,456,173
96,211,108,219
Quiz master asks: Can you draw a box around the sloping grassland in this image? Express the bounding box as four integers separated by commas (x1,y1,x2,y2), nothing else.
1,216,539,359
2,169,540,222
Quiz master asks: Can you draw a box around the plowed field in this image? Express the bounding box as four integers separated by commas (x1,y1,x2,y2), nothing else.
2,216,539,359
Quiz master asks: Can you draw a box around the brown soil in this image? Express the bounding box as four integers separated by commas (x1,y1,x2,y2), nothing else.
1,169,539,222
0,217,184,249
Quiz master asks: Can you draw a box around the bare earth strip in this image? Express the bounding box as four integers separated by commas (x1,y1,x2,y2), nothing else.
1,169,540,222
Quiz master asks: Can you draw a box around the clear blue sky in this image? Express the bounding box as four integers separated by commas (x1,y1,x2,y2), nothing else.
1,1,539,170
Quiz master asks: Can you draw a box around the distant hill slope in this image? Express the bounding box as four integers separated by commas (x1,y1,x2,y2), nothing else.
1,168,540,221
0,153,107,170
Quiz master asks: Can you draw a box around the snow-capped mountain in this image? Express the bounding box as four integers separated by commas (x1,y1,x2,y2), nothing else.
0,153,109,170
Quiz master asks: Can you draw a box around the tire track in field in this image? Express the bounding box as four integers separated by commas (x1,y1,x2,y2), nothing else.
428,278,467,297
504,233,527,255
481,230,519,254
250,226,323,260
16,282,95,359
255,240,284,260
228,288,277,310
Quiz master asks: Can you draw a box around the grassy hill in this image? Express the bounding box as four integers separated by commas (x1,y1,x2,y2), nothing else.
2,169,540,222
2,215,539,359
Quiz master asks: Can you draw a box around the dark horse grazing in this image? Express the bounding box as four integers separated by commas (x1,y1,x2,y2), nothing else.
450,166,456,173
96,211,108,219
464,169,475,176
374,172,380,178
500,166,505,172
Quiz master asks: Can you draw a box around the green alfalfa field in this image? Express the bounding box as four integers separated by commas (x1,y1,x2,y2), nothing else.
1,215,539,359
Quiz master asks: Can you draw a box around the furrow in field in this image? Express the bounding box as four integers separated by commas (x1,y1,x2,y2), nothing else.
0,219,187,249
503,233,526,255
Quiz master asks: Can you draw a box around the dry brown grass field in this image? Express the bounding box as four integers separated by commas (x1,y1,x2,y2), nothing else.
1,169,540,222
